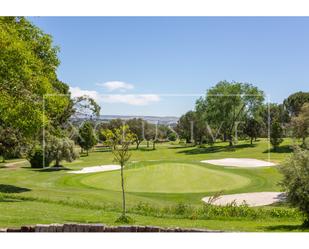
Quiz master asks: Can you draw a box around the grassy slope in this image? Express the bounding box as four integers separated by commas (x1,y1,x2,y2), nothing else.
0,138,304,231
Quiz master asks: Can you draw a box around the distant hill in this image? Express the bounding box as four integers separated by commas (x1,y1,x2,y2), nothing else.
71,114,179,125
99,115,179,125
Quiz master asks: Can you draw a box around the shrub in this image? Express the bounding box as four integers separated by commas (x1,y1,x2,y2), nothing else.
131,201,301,220
27,146,51,168
168,132,177,142
28,147,44,168
279,142,309,225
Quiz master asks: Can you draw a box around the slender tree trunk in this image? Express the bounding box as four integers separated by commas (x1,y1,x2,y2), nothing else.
147,141,149,148
250,137,253,145
153,141,156,150
136,141,139,149
228,134,233,146
120,164,126,216
87,150,89,156
223,132,227,142
55,158,60,167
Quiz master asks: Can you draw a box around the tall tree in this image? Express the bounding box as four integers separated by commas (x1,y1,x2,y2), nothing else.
0,17,72,139
290,103,309,145
270,122,283,151
144,122,157,149
243,118,261,144
175,111,195,143
196,81,264,146
77,121,98,155
126,118,144,149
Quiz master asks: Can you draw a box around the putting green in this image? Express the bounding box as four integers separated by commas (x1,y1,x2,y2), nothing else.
79,163,251,193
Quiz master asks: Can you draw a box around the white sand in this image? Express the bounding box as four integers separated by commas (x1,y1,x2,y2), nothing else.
201,158,276,167
202,192,285,207
68,165,121,174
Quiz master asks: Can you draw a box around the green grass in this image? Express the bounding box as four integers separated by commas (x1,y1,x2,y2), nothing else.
0,138,304,231
81,163,250,193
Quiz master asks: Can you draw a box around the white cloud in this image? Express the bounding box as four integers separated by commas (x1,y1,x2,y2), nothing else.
101,94,160,106
70,86,160,106
69,86,100,101
97,81,134,92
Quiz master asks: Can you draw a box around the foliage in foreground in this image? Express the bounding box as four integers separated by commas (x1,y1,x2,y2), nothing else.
279,140,309,225
1,193,301,221
133,202,302,220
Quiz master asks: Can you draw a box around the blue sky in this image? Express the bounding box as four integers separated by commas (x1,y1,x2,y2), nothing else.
29,17,309,117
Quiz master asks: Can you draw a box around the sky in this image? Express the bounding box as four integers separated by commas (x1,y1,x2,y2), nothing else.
28,17,309,117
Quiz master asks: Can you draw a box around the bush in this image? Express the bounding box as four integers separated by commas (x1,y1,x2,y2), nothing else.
115,214,134,224
168,132,177,141
131,201,301,220
27,146,50,168
279,142,309,225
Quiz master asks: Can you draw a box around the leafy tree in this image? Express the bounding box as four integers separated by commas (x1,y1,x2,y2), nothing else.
43,135,78,167
77,121,97,155
0,126,23,162
196,81,264,146
270,122,283,151
126,118,144,149
175,111,195,143
279,142,309,226
156,124,174,141
72,95,101,118
283,91,309,117
104,125,135,222
0,17,72,140
108,119,124,130
144,123,157,149
290,103,309,145
96,122,110,143
244,118,261,144
168,132,177,141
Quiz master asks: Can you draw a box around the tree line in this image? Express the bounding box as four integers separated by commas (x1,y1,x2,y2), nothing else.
175,81,309,150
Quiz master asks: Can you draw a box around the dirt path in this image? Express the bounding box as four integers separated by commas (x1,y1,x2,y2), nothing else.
1,160,28,169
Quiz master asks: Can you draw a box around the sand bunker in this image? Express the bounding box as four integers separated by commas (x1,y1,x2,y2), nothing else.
68,165,121,174
202,192,285,207
201,158,276,167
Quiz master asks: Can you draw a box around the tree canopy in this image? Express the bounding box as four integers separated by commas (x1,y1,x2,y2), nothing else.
0,17,72,139
196,81,264,146
284,91,309,117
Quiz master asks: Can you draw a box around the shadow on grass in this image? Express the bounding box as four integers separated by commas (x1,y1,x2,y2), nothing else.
138,147,155,152
263,145,293,154
0,184,31,193
263,224,309,232
35,166,71,172
178,143,257,155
